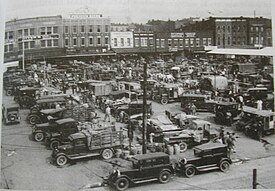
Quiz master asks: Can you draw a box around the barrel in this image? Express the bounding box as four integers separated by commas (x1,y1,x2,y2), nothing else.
116,149,122,158
167,145,174,155
174,144,180,155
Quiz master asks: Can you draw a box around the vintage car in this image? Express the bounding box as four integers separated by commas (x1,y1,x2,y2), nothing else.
27,108,67,125
114,100,153,123
175,143,231,177
179,94,216,113
14,87,40,109
2,104,20,125
151,83,182,105
235,106,275,140
30,97,67,113
104,152,174,191
32,118,78,142
214,102,240,126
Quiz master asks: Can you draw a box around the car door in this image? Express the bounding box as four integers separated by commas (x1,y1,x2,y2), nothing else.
137,159,156,180
200,149,215,167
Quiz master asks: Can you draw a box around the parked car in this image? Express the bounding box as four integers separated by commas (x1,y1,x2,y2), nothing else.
30,97,67,113
14,87,40,109
104,152,174,191
214,102,240,126
28,108,67,125
2,104,20,125
175,143,231,177
32,118,78,142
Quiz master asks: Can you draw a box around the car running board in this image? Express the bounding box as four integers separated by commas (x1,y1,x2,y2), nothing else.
197,166,219,172
68,153,100,160
134,178,158,184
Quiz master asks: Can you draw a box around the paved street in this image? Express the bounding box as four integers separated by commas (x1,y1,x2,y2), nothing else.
1,93,275,190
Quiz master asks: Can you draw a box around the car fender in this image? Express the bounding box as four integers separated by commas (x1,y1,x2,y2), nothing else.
183,163,197,171
160,168,174,175
33,129,44,134
115,174,133,184
219,157,232,164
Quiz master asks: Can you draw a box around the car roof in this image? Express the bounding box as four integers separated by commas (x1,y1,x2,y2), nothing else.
131,152,168,161
194,143,227,151
243,106,275,117
40,108,66,114
55,118,75,125
216,102,238,106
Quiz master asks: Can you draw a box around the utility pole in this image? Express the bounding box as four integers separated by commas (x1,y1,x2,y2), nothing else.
142,56,147,154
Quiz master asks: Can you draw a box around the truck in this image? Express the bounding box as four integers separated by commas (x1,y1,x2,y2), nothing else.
52,130,124,166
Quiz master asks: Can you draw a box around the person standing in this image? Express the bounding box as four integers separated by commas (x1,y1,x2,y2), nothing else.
257,100,263,110
104,105,111,122
190,103,197,115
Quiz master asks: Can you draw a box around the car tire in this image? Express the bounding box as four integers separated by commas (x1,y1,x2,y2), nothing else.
6,90,12,96
159,171,171,184
184,166,196,178
115,177,129,191
7,114,17,122
219,160,230,172
179,142,188,153
29,115,41,125
161,98,168,105
56,155,68,166
101,148,114,160
50,140,61,150
34,132,44,142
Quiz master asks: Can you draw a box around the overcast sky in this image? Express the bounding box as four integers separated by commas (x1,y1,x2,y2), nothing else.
4,0,272,23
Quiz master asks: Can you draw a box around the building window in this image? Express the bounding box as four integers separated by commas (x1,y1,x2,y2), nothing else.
149,38,153,46
250,27,253,32
18,43,23,50
8,44,13,52
73,38,77,46
260,37,264,44
89,37,93,46
47,40,52,47
217,26,220,30
256,27,259,32
140,38,148,47
233,37,236,45
41,40,46,48
24,42,28,49
53,39,58,46
105,37,109,45
185,39,189,47
4,32,7,39
179,39,183,47
24,29,28,36
18,30,23,37
168,39,172,47
65,38,69,46
47,27,52,34
202,38,207,46
227,37,231,45
190,38,194,47
73,26,77,34
105,25,109,32
127,38,130,46
196,38,200,47
8,31,14,39
97,25,101,32
41,27,46,35
261,27,264,32
89,25,93,33
114,38,117,47
135,38,139,47
156,39,160,48
53,26,58,34
81,26,85,33
30,41,35,49
81,38,85,46
30,28,35,36
208,38,212,45
173,39,178,47
161,39,165,48
228,26,230,32
4,45,7,52
65,26,69,34
217,37,221,45
121,38,124,46
97,37,101,45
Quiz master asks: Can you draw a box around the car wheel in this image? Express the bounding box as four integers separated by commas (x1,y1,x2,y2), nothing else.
219,161,230,172
115,177,129,191
7,114,17,122
29,115,41,125
161,97,168,105
34,132,44,142
101,148,114,160
50,140,61,150
56,155,68,166
6,90,12,96
159,171,171,184
179,142,188,153
184,166,196,178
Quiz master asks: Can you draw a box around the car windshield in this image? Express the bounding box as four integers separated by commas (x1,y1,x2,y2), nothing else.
7,107,19,112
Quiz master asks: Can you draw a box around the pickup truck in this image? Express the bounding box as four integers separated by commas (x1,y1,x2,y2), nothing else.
52,130,123,166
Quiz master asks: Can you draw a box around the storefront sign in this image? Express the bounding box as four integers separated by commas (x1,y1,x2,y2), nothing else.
185,32,196,38
171,33,184,38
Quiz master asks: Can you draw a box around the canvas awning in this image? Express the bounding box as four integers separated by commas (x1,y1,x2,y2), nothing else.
207,47,274,56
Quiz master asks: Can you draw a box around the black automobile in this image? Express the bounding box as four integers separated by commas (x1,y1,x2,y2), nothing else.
32,118,78,142
176,143,231,178
27,108,66,125
214,102,240,126
105,152,174,191
2,104,20,125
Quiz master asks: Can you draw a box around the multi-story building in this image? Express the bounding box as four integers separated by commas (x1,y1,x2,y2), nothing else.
110,24,129,32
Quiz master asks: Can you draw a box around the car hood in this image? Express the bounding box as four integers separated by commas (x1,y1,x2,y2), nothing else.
57,144,73,151
35,122,51,129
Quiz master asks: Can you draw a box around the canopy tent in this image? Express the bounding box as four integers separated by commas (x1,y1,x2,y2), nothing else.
207,47,274,57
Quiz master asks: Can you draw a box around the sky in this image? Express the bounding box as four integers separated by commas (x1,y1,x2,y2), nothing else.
4,0,272,23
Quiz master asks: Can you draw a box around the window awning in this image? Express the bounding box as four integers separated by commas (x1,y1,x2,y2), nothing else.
207,47,274,56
